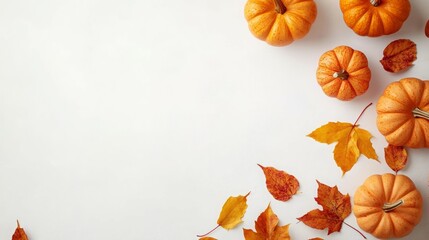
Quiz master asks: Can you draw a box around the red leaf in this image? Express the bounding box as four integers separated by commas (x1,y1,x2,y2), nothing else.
12,221,28,240
258,164,299,201
297,181,351,235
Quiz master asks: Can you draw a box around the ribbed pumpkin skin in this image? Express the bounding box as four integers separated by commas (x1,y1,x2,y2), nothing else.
316,45,371,101
376,78,429,148
339,0,411,37
353,174,423,239
244,0,317,46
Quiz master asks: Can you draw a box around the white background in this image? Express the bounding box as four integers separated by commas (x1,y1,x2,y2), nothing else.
0,0,428,239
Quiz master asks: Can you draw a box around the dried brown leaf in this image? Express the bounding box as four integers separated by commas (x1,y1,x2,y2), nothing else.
298,181,366,238
297,181,351,235
380,39,416,73
384,144,408,173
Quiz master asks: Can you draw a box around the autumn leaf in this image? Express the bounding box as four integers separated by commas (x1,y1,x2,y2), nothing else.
380,39,416,73
297,181,366,239
243,204,290,240
309,238,324,240
12,221,28,240
197,192,250,237
258,164,299,201
385,144,408,173
199,237,217,240
307,103,378,175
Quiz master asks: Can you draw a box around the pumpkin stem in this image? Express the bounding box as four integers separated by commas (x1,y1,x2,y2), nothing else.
413,108,429,120
333,70,349,80
273,0,287,14
370,0,381,7
383,199,404,212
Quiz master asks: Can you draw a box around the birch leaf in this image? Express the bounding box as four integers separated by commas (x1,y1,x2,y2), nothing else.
197,192,250,237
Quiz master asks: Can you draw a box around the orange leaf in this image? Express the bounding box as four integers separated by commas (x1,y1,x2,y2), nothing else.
12,221,28,240
258,164,299,201
297,181,350,235
199,237,217,240
380,39,416,73
384,144,408,173
307,103,378,175
197,192,250,237
243,204,290,240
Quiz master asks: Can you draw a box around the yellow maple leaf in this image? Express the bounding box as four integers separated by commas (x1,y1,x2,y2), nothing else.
355,128,378,160
308,122,353,144
197,192,250,237
307,104,378,175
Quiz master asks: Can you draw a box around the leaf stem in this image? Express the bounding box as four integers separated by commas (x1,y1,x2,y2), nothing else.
344,221,367,239
346,103,372,138
196,224,220,238
353,103,373,127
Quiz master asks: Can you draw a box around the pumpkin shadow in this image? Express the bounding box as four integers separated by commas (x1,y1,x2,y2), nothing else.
405,147,429,239
358,59,389,105
398,2,427,37
406,148,429,170
295,0,346,46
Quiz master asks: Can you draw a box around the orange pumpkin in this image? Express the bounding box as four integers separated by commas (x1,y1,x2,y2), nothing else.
316,45,371,101
340,0,411,37
244,0,317,46
376,78,429,148
353,173,423,239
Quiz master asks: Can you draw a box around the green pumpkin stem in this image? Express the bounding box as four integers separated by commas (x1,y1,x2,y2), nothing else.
382,199,404,212
274,0,287,14
413,108,429,120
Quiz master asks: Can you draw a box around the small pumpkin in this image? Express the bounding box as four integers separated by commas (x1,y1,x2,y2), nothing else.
244,0,317,46
353,173,423,239
316,45,371,101
340,0,411,37
376,78,429,148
